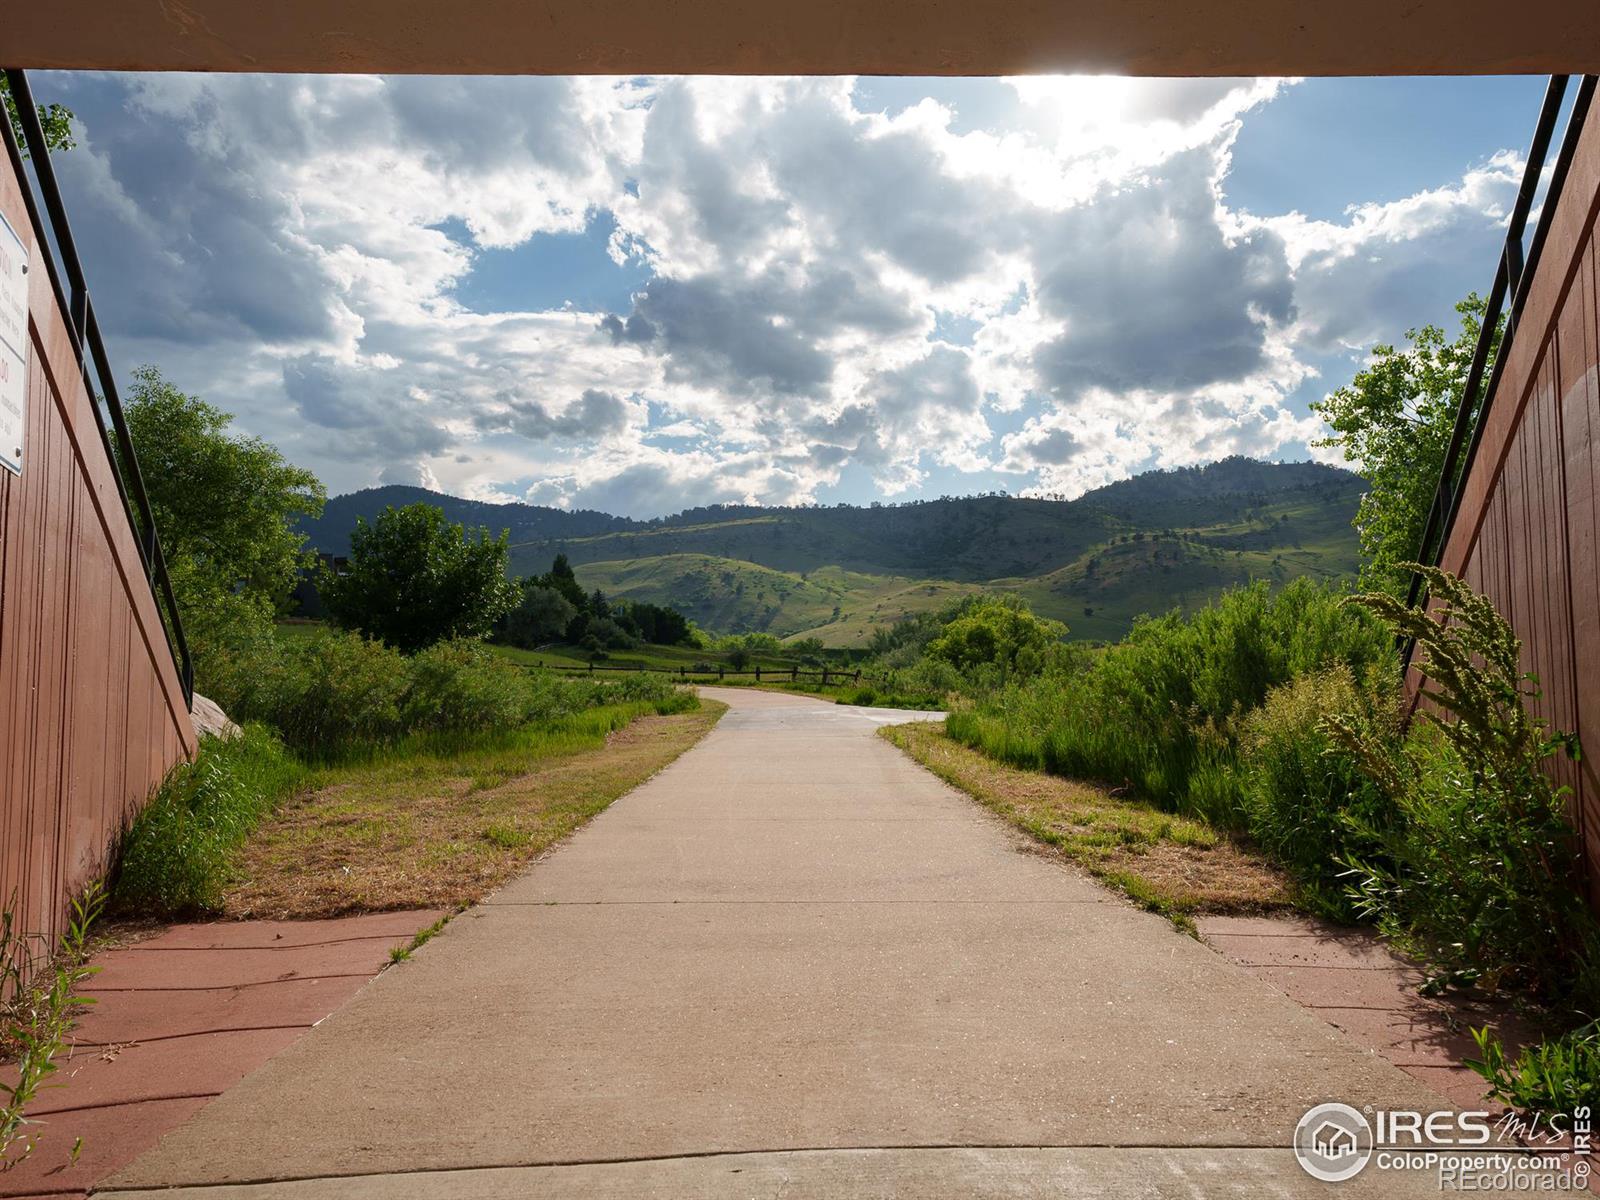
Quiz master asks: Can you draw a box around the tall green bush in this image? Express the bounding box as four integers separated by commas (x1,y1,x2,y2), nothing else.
926,596,1065,682
253,632,409,759
402,640,531,734
1238,667,1395,920
1329,566,1597,1000
321,504,517,653
970,578,1390,821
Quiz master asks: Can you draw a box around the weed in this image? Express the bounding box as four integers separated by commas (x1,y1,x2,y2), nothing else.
0,883,106,1170
480,823,530,849
1237,666,1396,921
944,579,1387,824
1330,567,1598,1000
388,915,453,965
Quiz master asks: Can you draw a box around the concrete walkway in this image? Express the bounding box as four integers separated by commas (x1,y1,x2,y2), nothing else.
103,688,1454,1197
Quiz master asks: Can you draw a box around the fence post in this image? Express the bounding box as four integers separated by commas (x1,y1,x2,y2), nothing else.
589,661,594,674
822,668,829,687
718,665,724,680
755,665,761,681
854,669,860,683
791,666,797,682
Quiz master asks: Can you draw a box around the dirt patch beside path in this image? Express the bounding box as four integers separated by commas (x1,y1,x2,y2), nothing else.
222,702,725,920
882,721,1292,922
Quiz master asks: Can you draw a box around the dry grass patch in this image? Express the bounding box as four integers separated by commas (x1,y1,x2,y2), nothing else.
882,721,1291,925
222,701,726,919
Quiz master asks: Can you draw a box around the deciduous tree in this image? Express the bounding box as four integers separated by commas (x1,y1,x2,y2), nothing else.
122,366,325,623
1311,294,1498,597
321,503,517,652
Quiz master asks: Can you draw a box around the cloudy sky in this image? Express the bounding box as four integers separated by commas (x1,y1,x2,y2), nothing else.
37,72,1547,516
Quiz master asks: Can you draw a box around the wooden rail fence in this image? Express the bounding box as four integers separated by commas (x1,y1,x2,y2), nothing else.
524,661,866,686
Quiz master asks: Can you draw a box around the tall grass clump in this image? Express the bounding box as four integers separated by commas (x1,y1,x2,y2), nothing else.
247,631,409,759
112,727,304,915
1329,566,1598,1001
202,621,703,762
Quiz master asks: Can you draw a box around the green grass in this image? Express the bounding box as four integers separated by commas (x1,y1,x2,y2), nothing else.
568,555,978,644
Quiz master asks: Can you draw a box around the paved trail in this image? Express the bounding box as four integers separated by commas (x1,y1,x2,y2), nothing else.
106,688,1447,1197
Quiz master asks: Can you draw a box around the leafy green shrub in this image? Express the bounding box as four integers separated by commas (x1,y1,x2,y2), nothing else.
588,671,698,714
402,639,529,734
1468,1021,1600,1114
494,581,577,649
1238,667,1395,919
113,726,303,914
255,632,409,759
1330,566,1597,999
208,620,699,761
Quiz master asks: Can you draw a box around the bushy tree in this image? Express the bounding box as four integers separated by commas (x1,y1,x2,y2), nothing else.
1312,294,1499,597
498,555,692,649
925,597,1065,677
540,554,587,610
495,581,577,649
120,366,324,696
620,600,692,646
320,503,517,652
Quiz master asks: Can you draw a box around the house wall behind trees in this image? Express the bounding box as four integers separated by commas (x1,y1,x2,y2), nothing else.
1434,98,1600,902
0,143,196,946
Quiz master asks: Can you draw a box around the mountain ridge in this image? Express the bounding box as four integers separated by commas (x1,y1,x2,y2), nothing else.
298,457,1364,643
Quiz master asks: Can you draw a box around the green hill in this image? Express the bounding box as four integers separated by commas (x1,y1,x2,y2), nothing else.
299,457,1366,644
572,557,985,642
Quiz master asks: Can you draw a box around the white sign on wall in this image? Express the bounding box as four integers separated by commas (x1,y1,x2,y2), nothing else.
0,211,29,477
